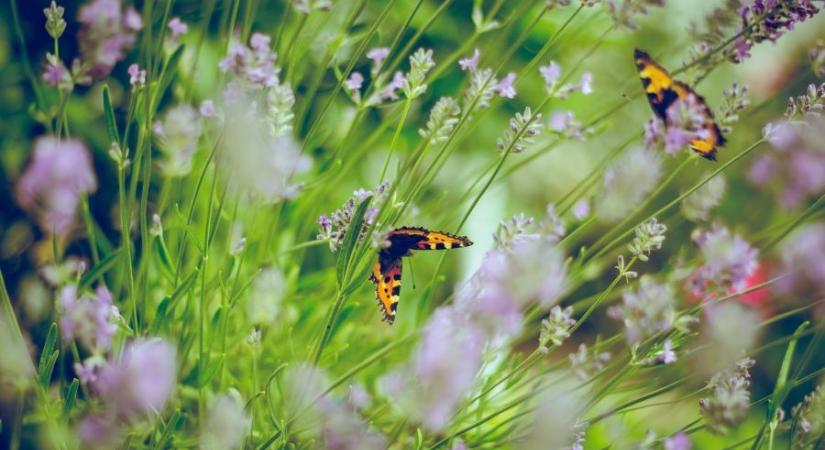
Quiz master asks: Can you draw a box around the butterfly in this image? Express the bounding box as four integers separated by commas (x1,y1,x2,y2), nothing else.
634,48,726,160
369,227,473,324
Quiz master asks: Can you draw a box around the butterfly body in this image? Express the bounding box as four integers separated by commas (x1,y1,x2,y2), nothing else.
370,227,472,324
634,49,725,160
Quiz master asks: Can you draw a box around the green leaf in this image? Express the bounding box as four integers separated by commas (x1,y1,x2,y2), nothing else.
79,250,122,289
336,196,372,287
64,378,79,416
38,350,58,388
102,84,119,144
37,323,59,387
156,409,182,448
198,355,224,388
775,321,809,397
150,297,172,334
153,45,186,110
39,323,58,372
153,236,175,279
150,271,198,334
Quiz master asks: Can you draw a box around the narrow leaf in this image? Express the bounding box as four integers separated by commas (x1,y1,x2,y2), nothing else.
38,350,58,387
102,84,119,144
79,250,122,289
64,379,79,416
39,323,58,372
336,196,372,286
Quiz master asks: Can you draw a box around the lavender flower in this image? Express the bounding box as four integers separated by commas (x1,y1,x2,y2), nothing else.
408,308,485,431
606,0,666,29
683,174,726,222
366,47,390,74
627,217,667,261
644,116,665,150
402,48,435,99
773,222,825,297
595,146,663,222
786,83,825,117
15,136,98,236
539,61,561,88
344,72,364,93
658,339,678,364
44,1,66,39
472,238,568,312
664,432,692,450
59,285,120,352
40,257,86,286
731,1,821,63
378,71,406,102
154,105,202,177
77,0,143,79
283,367,383,448
42,53,72,91
539,305,576,351
200,392,251,450
663,94,711,155
609,276,677,344
790,385,825,447
77,414,123,449
127,63,146,87
493,213,538,250
246,266,287,325
569,343,611,380
220,33,280,88
699,357,755,434
198,101,216,119
549,110,586,140
317,182,391,252
317,396,387,450
419,96,461,144
167,17,188,42
219,87,309,202
687,226,758,297
572,199,590,220
750,104,825,209
718,83,750,133
463,67,498,111
540,203,567,242
80,339,177,424
497,107,543,153
347,383,372,411
494,72,517,99
459,49,480,71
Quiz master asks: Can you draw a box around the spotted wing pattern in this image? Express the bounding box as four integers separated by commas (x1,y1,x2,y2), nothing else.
370,256,402,323
634,49,726,160
388,227,473,251
368,227,473,324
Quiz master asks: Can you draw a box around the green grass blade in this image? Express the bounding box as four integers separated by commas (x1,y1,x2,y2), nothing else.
102,84,119,144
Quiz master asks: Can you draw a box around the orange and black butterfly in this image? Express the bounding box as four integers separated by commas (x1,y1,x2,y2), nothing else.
370,227,472,324
634,48,726,160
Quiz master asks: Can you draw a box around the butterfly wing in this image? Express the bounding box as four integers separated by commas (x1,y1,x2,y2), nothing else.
671,81,726,161
634,48,677,119
370,256,402,324
388,227,473,251
635,49,725,161
368,227,473,324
